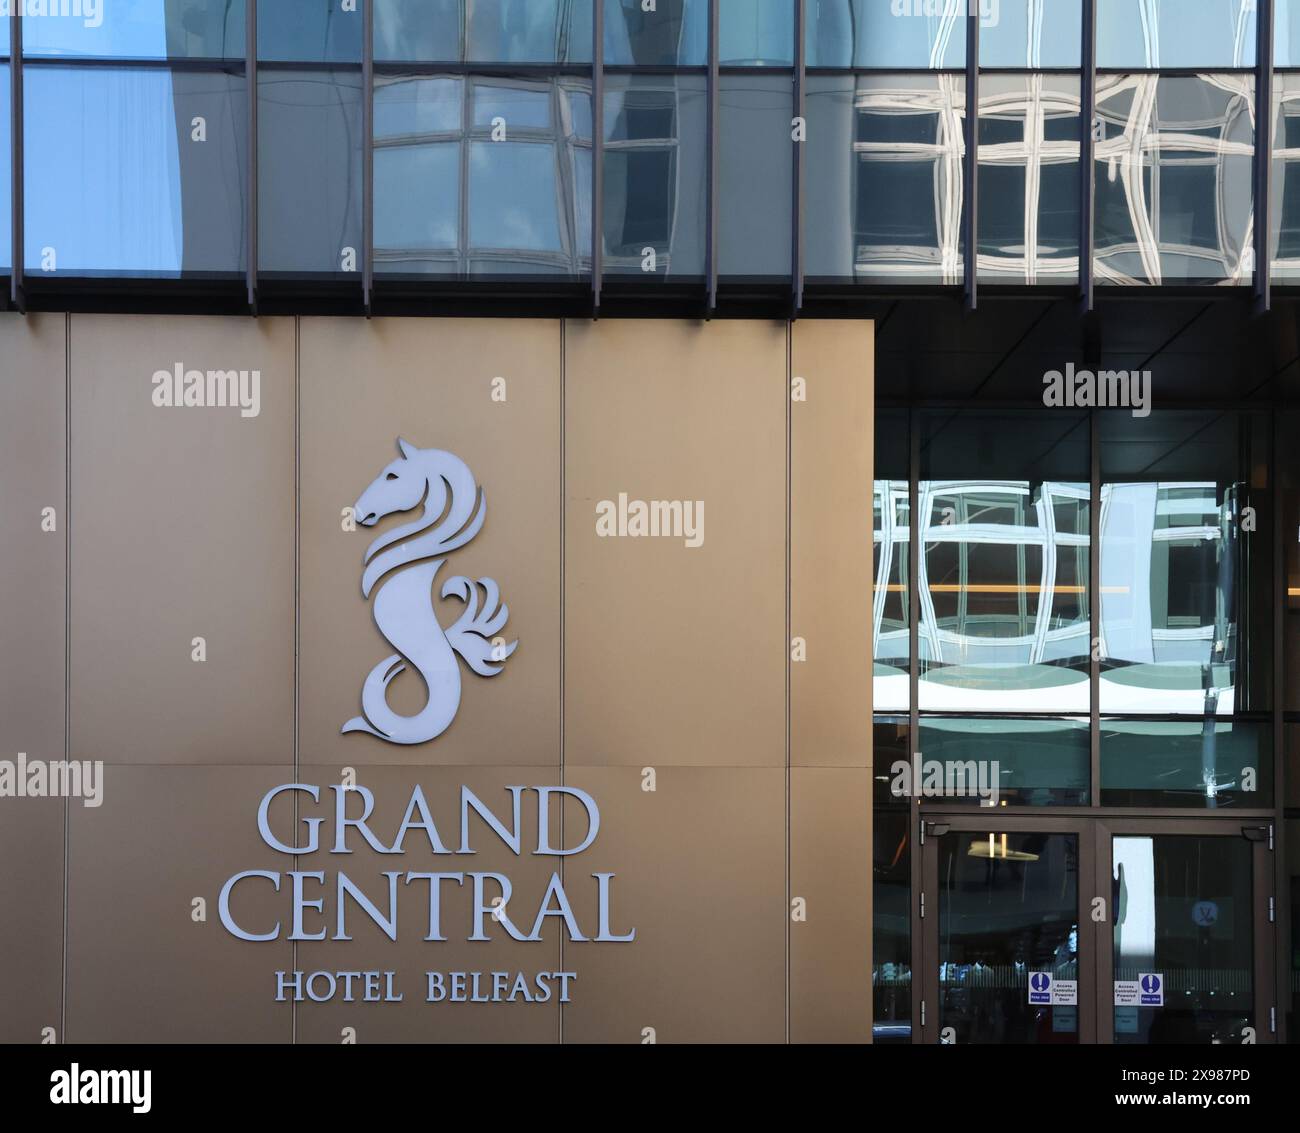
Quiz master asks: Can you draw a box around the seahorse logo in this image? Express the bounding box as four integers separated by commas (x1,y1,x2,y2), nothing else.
343,438,518,745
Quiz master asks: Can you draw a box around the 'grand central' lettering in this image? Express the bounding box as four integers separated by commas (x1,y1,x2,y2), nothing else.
218,783,636,946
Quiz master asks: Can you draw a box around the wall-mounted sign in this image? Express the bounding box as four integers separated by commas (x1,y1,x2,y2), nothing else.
343,440,518,745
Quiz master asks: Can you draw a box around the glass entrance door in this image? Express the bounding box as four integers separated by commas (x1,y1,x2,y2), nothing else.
917,817,1276,1044
919,818,1095,1043
1101,821,1274,1045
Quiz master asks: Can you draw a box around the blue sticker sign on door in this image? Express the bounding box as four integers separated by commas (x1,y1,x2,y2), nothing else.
1139,973,1164,1006
1028,972,1053,1005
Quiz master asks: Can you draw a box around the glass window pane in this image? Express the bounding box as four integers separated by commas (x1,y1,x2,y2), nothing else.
469,141,563,260
374,142,460,272
1113,835,1254,1043
979,74,1080,284
807,0,966,69
719,74,791,278
1095,74,1254,286
806,74,966,285
1098,0,1256,68
25,65,246,276
374,0,461,61
1271,79,1300,280
374,74,462,136
1102,720,1270,807
720,0,792,66
603,74,707,279
873,718,912,1043
1278,0,1300,66
259,69,362,274
917,717,1090,805
1284,415,1300,711
258,0,362,63
23,0,245,59
373,74,590,278
466,0,591,64
0,64,8,272
472,82,551,130
981,0,1081,68
938,829,1080,1043
1099,411,1272,716
919,411,1090,712
875,411,909,713
605,0,706,66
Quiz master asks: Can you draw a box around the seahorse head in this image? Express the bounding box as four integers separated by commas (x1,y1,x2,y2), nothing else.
353,438,487,596
354,438,438,528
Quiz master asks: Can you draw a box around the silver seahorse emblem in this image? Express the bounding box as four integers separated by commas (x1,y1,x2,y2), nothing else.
342,438,518,745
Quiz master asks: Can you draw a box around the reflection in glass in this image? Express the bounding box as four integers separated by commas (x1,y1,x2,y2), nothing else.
603,75,706,279
874,478,910,712
918,411,1090,712
0,65,8,272
373,0,589,63
259,70,362,274
375,0,461,61
605,0,706,66
1113,835,1253,1044
873,719,911,1044
920,478,1091,710
807,0,966,69
1278,0,1300,66
258,0,362,63
981,0,1082,68
875,411,909,712
373,75,591,277
1095,74,1254,286
805,74,965,284
467,0,591,64
1101,720,1270,807
918,717,1089,806
719,75,791,278
1270,79,1300,281
25,65,247,276
22,0,245,59
1099,412,1271,715
938,831,1080,1044
978,75,1080,284
720,0,792,66
1097,0,1255,69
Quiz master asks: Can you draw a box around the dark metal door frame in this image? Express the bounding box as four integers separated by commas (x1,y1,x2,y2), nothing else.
913,813,1277,1044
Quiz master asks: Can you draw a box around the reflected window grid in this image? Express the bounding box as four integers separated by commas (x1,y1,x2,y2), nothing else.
1093,73,1256,285
373,74,591,276
851,76,967,284
918,481,1091,713
978,76,1082,284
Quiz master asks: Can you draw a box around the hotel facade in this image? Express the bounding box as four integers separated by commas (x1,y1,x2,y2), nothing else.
0,0,1297,1045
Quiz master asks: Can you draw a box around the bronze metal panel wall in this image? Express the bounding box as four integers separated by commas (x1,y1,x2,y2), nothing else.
0,313,67,1043
0,314,874,1043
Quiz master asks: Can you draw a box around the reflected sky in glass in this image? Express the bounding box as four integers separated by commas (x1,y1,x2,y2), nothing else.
22,0,245,59
1097,0,1255,68
24,65,184,273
